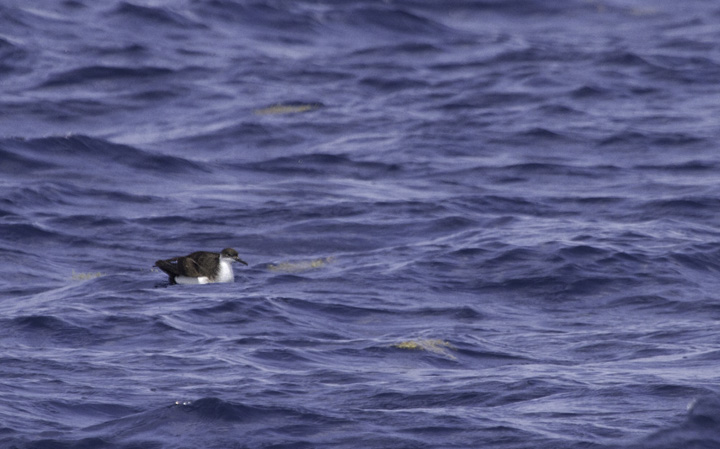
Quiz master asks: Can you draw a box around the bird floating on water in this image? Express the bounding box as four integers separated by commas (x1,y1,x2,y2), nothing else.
155,248,247,285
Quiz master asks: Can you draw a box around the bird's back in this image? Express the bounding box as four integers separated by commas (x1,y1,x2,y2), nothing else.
182,251,219,277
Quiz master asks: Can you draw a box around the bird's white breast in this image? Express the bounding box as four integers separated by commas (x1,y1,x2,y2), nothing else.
214,258,235,283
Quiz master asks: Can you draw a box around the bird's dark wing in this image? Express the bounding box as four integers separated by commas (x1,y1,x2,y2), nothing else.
155,257,181,277
181,251,219,277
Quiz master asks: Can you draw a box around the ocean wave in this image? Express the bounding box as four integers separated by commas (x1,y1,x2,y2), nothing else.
1,135,208,176
626,394,720,448
39,65,174,89
109,2,205,29
0,36,28,74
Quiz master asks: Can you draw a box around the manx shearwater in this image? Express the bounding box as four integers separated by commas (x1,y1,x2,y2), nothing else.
155,248,248,285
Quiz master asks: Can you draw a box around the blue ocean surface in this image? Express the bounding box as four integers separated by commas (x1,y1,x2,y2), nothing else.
2,1,720,448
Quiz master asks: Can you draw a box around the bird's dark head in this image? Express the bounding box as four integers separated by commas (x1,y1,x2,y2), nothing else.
221,248,248,265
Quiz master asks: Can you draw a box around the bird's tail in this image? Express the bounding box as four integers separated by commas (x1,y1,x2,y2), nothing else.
155,259,181,277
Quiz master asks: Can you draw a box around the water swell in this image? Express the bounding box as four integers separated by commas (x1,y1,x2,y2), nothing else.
39,66,174,89
626,394,720,448
0,36,29,74
2,135,207,176
109,2,205,29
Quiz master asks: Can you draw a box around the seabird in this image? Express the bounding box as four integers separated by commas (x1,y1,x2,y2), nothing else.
155,248,248,285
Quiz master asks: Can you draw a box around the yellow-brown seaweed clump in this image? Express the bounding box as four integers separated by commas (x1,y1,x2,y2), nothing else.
254,103,322,115
71,270,105,281
268,257,334,273
393,339,457,360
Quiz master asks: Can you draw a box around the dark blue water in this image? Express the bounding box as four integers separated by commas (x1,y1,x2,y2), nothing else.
2,1,720,448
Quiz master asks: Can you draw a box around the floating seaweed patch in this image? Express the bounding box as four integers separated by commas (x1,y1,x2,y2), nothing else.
71,270,105,281
268,257,334,273
393,339,457,360
253,102,323,115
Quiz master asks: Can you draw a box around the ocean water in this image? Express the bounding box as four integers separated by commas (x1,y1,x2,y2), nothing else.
2,1,720,448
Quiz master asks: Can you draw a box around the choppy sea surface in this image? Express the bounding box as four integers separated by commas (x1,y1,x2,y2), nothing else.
2,1,720,448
